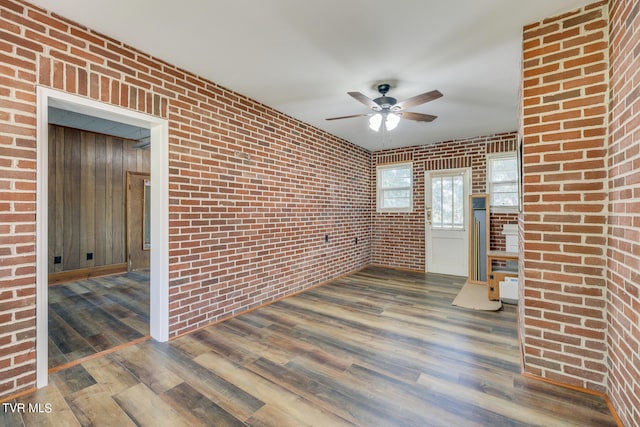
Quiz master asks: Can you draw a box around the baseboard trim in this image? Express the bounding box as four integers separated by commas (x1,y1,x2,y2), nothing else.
170,264,369,341
48,336,151,374
48,263,128,286
368,263,425,274
0,387,37,404
521,372,623,427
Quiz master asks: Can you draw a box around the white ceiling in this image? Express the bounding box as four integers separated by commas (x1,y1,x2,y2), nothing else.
29,0,593,151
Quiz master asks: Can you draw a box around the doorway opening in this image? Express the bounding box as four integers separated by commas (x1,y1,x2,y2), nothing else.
46,123,152,371
36,87,169,388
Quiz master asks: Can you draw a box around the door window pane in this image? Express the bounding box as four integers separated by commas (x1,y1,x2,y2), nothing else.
431,174,464,229
432,178,442,225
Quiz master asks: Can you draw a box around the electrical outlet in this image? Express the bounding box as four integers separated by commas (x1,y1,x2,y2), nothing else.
54,256,61,264
325,234,329,242
86,252,93,260
354,237,358,244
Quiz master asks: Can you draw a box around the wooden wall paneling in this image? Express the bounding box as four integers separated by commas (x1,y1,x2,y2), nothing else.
78,130,87,269
63,128,81,271
81,131,96,269
140,147,150,172
124,142,137,268
124,143,151,271
53,125,65,273
124,144,135,179
94,133,107,267
48,125,56,274
112,137,125,265
125,142,139,175
104,135,114,266
47,125,151,279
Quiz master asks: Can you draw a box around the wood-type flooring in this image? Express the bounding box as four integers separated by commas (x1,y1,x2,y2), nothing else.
3,266,617,426
48,270,150,369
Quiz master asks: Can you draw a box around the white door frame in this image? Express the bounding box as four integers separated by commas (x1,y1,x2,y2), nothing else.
425,167,471,275
36,87,170,388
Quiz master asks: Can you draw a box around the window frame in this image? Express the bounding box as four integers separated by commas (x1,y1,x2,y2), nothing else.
487,152,519,213
376,162,413,213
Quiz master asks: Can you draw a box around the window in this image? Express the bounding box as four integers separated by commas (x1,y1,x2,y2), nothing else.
431,174,464,229
377,162,413,212
487,153,518,211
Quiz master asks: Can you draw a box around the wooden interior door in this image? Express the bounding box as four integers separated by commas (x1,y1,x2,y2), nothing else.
127,172,151,271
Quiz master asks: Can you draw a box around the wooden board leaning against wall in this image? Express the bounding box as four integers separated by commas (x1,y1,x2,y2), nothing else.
47,124,150,285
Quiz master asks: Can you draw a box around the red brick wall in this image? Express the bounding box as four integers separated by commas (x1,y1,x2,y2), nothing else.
490,213,516,250
372,133,518,271
607,0,640,424
0,0,371,398
521,2,609,391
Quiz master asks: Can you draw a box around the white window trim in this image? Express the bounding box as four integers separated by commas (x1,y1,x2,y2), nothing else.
487,152,519,213
377,162,413,213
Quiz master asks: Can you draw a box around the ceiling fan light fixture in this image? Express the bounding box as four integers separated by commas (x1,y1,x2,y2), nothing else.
385,113,400,131
369,113,382,132
328,85,441,132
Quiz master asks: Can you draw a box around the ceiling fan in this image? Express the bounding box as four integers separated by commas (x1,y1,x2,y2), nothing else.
326,83,443,132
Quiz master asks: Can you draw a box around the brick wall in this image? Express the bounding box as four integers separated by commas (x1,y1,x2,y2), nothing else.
491,213,517,250
0,0,371,399
372,133,518,271
607,0,640,424
521,2,609,391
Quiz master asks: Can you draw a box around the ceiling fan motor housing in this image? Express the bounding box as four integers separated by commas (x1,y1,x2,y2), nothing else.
374,84,397,109
374,96,397,109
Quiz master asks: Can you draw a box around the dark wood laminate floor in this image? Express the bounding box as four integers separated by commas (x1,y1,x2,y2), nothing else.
48,270,150,369
4,267,616,426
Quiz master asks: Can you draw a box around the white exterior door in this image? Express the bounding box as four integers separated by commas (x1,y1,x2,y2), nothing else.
425,168,470,276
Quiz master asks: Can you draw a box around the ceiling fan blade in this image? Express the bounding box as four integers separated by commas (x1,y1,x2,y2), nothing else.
348,92,380,110
395,90,443,110
325,113,373,121
401,111,438,122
